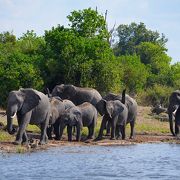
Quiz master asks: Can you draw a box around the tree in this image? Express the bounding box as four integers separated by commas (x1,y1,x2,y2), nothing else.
43,8,114,91
18,30,45,55
67,8,109,40
170,62,180,89
0,31,16,44
113,22,168,56
117,55,148,94
136,42,171,87
0,31,44,107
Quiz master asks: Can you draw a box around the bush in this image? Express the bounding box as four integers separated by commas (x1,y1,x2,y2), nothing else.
137,84,174,107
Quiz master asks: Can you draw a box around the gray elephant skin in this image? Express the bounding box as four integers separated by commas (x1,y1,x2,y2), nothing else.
6,88,50,145
47,97,75,139
51,84,102,107
47,97,65,139
97,90,137,139
168,90,180,136
175,106,180,136
58,102,98,141
96,98,128,140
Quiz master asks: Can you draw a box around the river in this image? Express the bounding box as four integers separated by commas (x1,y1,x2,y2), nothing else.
0,143,180,180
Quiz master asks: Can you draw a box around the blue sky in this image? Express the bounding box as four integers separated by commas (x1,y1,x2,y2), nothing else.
0,0,180,63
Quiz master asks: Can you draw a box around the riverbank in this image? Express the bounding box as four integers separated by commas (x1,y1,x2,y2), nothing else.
0,106,179,153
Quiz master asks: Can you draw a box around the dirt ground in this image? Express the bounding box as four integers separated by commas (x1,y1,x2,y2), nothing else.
0,106,179,153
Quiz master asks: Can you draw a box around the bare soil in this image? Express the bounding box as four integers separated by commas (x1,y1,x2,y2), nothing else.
0,106,179,153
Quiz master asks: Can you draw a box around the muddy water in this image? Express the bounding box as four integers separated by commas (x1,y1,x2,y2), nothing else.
0,143,180,180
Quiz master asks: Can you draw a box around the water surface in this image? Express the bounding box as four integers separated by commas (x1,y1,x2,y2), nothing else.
0,143,180,180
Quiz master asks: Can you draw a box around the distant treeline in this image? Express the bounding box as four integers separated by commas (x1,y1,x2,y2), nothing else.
0,8,179,107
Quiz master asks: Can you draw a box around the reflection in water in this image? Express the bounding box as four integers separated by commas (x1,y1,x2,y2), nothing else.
0,144,180,180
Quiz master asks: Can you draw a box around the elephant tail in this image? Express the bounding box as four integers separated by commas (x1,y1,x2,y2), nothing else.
46,88,52,98
122,89,126,104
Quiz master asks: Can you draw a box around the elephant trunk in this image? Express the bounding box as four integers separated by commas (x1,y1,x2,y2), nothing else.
6,111,17,135
169,113,175,136
168,105,176,136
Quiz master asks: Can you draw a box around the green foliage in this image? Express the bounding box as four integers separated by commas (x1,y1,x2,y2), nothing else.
170,62,180,89
136,42,171,87
0,31,16,44
138,84,174,106
114,22,167,56
0,32,44,107
67,8,109,39
117,55,148,94
43,21,114,92
0,8,178,108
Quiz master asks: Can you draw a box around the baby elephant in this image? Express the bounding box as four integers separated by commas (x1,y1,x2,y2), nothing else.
59,102,97,141
96,99,128,140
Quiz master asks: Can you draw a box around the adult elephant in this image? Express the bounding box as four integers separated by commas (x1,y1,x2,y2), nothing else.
174,106,180,136
51,84,102,108
99,89,137,139
6,88,50,145
58,102,98,141
167,90,180,136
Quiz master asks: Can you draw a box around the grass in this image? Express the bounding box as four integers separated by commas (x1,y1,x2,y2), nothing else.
0,130,14,141
16,146,27,153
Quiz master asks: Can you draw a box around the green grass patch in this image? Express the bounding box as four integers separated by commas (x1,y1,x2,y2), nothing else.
0,130,14,141
16,145,27,153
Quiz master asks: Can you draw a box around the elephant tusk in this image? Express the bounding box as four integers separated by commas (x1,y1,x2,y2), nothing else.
10,112,16,118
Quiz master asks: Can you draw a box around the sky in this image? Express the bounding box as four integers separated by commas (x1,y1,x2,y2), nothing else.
0,0,180,64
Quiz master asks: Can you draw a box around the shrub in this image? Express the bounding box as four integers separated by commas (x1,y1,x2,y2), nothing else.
137,84,174,107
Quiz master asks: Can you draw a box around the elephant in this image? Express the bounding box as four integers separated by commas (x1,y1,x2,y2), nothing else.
102,90,137,139
96,99,128,140
58,102,98,141
51,84,102,108
47,97,75,139
167,90,180,136
6,88,50,145
47,97,65,139
175,106,180,136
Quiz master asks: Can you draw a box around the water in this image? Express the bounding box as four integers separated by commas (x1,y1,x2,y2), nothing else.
0,143,180,180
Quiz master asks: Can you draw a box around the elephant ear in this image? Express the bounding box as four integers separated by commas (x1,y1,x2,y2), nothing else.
106,101,114,118
20,89,41,115
74,110,83,128
52,84,64,96
96,99,106,116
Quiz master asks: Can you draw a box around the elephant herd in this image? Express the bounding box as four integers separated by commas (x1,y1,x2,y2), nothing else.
5,84,180,145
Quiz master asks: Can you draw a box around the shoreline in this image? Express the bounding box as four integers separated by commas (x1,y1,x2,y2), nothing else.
0,133,179,154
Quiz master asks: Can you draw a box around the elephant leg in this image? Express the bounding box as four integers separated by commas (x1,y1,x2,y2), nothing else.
47,125,53,140
57,123,66,141
76,124,81,141
39,115,49,145
72,126,76,135
120,125,126,140
115,125,122,139
17,118,28,145
110,117,117,140
96,115,108,140
106,121,111,136
175,124,179,135
14,112,31,145
130,120,135,139
87,124,94,139
54,121,60,140
22,131,29,145
67,125,72,141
